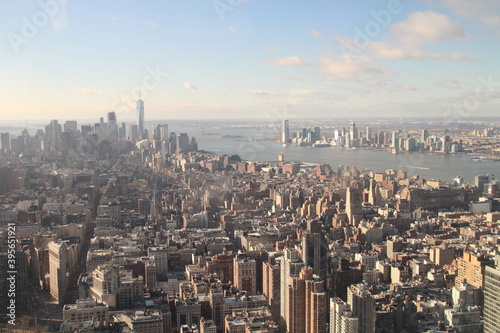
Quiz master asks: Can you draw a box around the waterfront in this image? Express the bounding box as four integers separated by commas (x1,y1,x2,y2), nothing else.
157,122,499,184
1,120,498,184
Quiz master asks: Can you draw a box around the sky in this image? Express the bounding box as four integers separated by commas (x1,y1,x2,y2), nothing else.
1,0,500,121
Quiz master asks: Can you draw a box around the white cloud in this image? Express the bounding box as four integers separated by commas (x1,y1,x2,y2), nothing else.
265,56,309,67
336,11,474,62
76,88,106,95
365,40,476,61
145,20,160,28
309,30,323,39
219,92,227,96
319,55,390,85
245,89,322,97
435,79,462,89
389,84,417,91
424,0,500,27
183,82,197,90
391,11,466,46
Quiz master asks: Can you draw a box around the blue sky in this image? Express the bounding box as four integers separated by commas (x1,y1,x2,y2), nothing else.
1,0,500,121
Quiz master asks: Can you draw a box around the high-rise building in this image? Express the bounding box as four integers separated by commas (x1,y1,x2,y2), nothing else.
280,248,304,331
159,124,168,142
366,127,372,141
346,187,363,226
484,265,500,333
50,119,61,150
64,120,78,133
147,246,169,276
347,283,375,333
49,241,68,304
475,174,494,193
302,220,327,278
282,120,290,144
422,129,429,144
177,133,190,152
442,135,450,153
1,132,10,154
456,251,494,290
137,99,144,138
234,256,257,295
263,256,281,322
350,123,357,140
287,267,327,333
330,297,359,333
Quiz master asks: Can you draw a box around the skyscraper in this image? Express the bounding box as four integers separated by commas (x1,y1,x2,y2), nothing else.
137,99,144,138
1,132,10,154
280,248,303,331
287,267,327,333
347,283,375,333
49,241,68,304
346,187,363,226
484,265,500,333
282,120,290,144
422,129,429,144
330,297,359,333
350,123,357,140
302,220,327,278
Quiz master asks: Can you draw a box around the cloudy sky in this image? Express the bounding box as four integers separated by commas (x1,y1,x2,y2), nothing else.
1,0,500,121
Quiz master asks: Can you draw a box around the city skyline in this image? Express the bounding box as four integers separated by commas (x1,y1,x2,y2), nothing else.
1,1,500,120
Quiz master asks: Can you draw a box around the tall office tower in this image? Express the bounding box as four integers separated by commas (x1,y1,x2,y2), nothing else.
64,120,78,133
177,133,190,151
159,124,169,141
287,267,327,333
120,122,126,140
263,256,281,322
168,132,177,154
129,124,139,142
366,127,372,141
282,120,290,143
484,265,500,333
475,174,494,193
422,129,429,144
391,131,397,148
368,180,381,206
350,123,357,140
346,187,363,226
280,248,304,331
137,99,145,138
314,127,321,140
442,135,450,153
302,220,327,278
1,132,10,154
330,297,359,333
234,256,257,295
347,283,375,333
106,111,118,141
50,119,61,150
49,241,68,304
